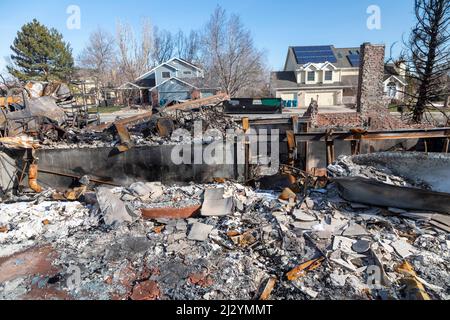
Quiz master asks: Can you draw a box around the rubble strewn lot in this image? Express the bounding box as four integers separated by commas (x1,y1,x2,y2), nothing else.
1,160,449,300
1,80,449,301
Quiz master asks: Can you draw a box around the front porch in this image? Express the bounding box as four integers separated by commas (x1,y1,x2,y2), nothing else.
116,82,153,107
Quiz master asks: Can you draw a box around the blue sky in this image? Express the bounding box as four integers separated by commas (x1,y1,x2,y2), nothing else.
0,0,416,73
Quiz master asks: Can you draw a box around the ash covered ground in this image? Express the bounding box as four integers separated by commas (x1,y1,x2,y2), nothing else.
1,163,449,300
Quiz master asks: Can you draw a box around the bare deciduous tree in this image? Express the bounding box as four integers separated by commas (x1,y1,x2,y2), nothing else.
201,6,268,97
174,30,201,63
116,18,153,82
152,27,174,65
78,28,116,90
404,0,450,123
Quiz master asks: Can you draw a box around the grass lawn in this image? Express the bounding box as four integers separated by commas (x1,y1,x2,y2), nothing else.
388,104,400,112
88,105,123,114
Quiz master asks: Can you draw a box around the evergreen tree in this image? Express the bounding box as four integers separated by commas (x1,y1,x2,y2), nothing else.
7,19,74,82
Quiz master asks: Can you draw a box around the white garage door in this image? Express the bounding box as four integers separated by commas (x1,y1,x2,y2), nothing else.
280,93,297,101
305,92,336,106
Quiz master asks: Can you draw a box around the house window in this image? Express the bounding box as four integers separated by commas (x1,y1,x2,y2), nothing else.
325,71,333,81
162,72,171,79
387,82,397,98
183,71,192,75
307,71,315,82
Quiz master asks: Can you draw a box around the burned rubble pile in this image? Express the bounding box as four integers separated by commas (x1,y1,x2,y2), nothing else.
1,159,449,300
38,97,240,150
1,81,237,150
304,100,436,131
328,155,420,188
1,81,74,134
1,83,449,301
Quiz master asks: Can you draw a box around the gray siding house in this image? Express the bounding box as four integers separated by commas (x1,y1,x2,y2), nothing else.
119,58,218,106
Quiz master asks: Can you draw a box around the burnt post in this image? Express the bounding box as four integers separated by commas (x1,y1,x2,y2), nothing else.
299,121,310,172
242,117,250,182
443,137,449,153
325,129,335,166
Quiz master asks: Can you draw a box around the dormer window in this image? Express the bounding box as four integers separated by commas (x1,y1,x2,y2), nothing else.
307,71,315,82
325,71,333,81
162,72,171,79
387,82,397,98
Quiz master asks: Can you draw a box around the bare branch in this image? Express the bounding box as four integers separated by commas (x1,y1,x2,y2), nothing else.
200,6,268,97
152,27,174,65
115,18,153,83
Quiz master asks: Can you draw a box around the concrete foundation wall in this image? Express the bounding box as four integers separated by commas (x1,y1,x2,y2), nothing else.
36,144,245,190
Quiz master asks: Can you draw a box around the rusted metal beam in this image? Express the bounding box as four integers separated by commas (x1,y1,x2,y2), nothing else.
38,169,120,186
244,118,298,126
294,128,450,142
87,111,153,133
286,131,296,150
113,111,153,127
242,117,250,132
286,130,297,167
106,111,153,153
165,93,229,112
326,141,335,166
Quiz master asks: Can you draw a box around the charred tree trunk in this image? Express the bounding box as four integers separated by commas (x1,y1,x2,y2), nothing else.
413,12,440,123
406,0,450,124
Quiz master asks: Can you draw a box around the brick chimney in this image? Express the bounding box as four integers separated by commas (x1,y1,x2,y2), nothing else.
356,43,385,115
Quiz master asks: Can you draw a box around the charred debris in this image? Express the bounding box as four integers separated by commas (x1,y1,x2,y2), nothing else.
0,77,450,301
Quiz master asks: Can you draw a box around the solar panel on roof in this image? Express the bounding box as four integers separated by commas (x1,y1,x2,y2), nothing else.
293,45,337,64
349,50,360,55
347,54,360,67
298,52,334,58
294,49,334,54
294,45,332,52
